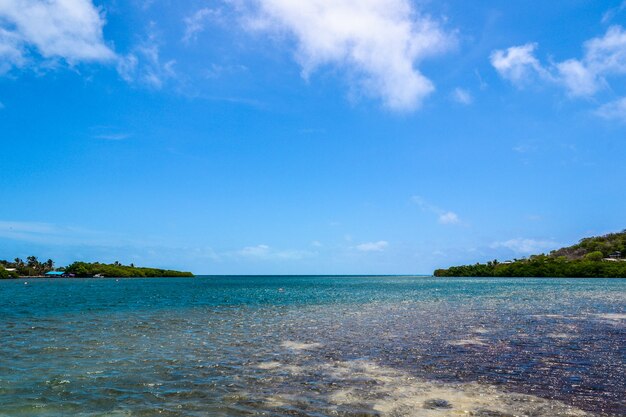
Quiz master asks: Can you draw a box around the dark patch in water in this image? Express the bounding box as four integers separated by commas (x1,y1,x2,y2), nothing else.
423,399,453,409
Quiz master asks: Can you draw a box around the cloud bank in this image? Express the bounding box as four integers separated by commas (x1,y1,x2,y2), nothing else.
242,0,455,111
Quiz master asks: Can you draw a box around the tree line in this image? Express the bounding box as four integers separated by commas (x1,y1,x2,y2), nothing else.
435,230,626,278
434,255,626,278
1,257,193,279
65,261,194,278
0,256,55,278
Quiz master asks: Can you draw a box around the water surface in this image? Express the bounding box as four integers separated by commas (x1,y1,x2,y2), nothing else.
0,276,624,416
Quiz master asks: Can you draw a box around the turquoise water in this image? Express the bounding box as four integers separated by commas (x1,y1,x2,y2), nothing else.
0,276,624,416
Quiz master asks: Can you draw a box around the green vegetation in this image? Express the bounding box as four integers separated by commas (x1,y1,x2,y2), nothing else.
434,230,626,278
65,261,194,278
551,231,626,259
0,256,193,279
0,266,18,279
1,256,54,277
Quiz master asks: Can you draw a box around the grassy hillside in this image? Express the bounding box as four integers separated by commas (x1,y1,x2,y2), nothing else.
550,230,626,260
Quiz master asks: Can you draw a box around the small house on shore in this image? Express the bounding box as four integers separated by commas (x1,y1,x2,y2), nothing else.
603,251,623,262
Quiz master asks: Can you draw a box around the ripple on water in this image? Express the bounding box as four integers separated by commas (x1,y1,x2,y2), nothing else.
0,276,624,416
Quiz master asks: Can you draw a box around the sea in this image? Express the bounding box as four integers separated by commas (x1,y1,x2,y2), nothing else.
0,276,624,417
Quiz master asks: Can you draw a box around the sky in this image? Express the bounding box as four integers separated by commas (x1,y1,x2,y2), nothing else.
1,0,625,275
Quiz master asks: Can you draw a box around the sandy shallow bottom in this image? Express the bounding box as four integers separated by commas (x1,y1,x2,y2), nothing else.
246,355,589,417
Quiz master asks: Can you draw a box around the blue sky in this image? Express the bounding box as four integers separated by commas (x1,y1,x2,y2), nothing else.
1,0,625,274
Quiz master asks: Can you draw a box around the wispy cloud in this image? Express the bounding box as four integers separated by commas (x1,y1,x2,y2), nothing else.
117,30,176,89
412,196,461,225
94,133,131,141
183,8,222,43
438,212,460,225
356,241,389,252
602,1,626,24
0,220,128,247
513,143,538,154
239,0,456,111
0,220,226,271
451,88,472,105
595,97,626,122
490,238,559,255
236,244,316,261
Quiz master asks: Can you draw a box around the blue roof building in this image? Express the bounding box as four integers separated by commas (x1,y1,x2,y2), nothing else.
45,271,65,277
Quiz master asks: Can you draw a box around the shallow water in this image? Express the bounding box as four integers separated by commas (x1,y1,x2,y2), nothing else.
0,276,624,416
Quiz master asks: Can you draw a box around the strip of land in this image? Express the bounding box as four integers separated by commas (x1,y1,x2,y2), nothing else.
435,230,626,278
0,257,193,278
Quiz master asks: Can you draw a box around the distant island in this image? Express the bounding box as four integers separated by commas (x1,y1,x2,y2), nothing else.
435,230,626,278
0,256,194,279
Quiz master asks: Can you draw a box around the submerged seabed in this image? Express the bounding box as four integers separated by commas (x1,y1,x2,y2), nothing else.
0,277,624,417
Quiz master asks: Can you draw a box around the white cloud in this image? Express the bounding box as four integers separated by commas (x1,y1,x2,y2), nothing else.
491,26,626,98
0,0,115,73
412,196,462,226
438,211,460,225
0,28,25,74
237,244,315,260
183,8,221,43
491,238,558,255
490,43,549,86
241,0,455,111
555,59,600,97
595,97,626,122
356,241,388,252
451,87,472,105
0,1,176,90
